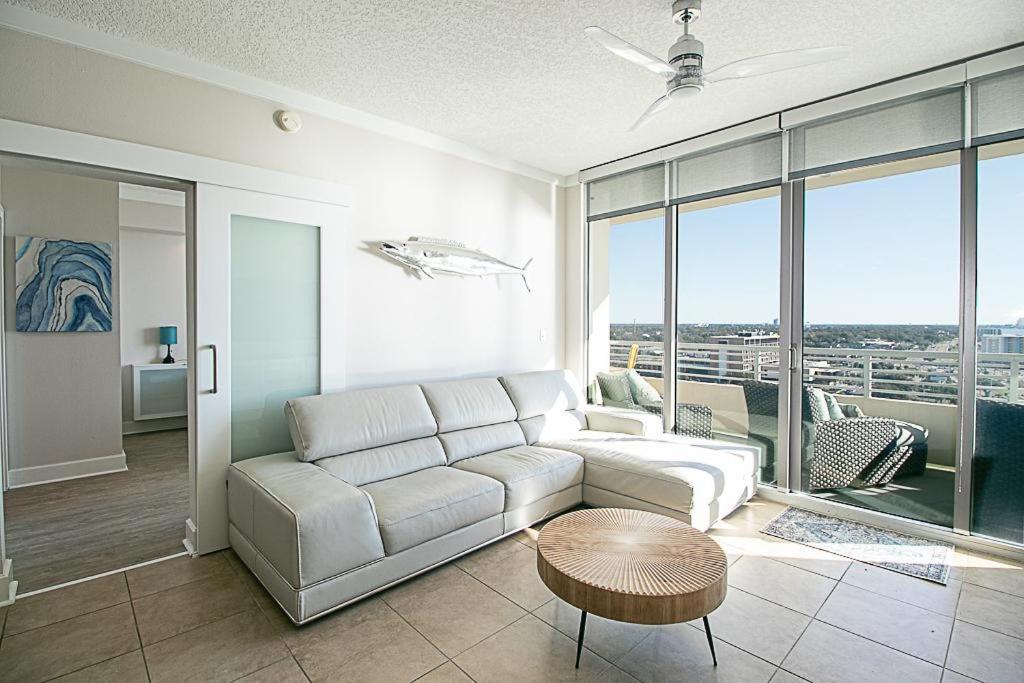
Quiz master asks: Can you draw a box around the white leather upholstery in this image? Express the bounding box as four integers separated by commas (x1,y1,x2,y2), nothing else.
285,385,437,462
232,515,504,623
541,431,759,529
502,487,582,534
315,436,446,486
517,409,587,444
500,370,584,420
360,466,504,554
439,422,526,464
421,378,517,432
451,445,584,510
229,453,385,588
228,367,758,625
585,405,662,436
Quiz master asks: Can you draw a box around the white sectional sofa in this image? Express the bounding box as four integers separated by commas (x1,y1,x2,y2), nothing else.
227,370,758,624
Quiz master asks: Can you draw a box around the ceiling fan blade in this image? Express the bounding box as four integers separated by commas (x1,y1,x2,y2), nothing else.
585,26,677,80
629,94,674,132
704,46,849,83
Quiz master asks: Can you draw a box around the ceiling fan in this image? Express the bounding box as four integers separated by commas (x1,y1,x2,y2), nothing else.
586,0,849,131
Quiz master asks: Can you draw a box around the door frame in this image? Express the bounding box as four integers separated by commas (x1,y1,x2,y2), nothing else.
0,119,353,576
192,184,347,554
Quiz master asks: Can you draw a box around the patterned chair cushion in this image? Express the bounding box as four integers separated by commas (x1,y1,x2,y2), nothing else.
806,388,831,424
625,369,662,406
596,372,636,409
840,403,865,418
822,393,845,421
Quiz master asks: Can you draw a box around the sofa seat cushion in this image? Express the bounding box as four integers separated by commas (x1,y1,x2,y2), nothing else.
451,446,584,511
540,431,758,513
360,467,504,554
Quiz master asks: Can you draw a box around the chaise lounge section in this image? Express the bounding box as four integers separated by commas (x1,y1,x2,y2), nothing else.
227,369,758,624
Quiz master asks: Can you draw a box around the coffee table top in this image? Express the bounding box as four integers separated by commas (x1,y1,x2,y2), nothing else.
536,508,728,624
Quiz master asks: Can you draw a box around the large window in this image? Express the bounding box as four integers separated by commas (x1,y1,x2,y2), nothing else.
973,140,1024,544
581,58,1024,547
587,209,665,416
676,189,781,484
800,154,960,527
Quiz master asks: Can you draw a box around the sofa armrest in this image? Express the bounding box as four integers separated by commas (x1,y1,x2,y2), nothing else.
228,452,385,589
584,405,662,436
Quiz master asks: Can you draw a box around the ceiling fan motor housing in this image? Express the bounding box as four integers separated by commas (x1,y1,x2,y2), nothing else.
668,33,704,86
672,0,702,25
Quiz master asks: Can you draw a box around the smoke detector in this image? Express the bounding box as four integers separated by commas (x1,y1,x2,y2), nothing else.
273,110,302,133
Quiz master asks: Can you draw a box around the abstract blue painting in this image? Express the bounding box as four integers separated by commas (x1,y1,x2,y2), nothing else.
15,236,113,332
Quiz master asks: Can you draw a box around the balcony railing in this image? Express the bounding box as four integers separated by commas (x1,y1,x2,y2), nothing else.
608,340,1023,405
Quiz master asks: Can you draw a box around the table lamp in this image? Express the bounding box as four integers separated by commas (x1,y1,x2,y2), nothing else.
159,326,178,364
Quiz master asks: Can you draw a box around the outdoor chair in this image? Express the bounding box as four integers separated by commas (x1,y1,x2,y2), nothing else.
740,380,929,490
594,369,714,440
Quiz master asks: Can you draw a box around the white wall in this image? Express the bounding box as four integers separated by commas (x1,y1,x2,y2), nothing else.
562,183,585,384
0,27,565,388
119,193,187,433
1,165,124,485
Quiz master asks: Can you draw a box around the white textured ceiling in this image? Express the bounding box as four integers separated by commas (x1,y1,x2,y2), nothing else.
6,0,1024,176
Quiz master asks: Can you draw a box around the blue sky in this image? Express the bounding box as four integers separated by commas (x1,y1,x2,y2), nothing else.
605,153,1021,327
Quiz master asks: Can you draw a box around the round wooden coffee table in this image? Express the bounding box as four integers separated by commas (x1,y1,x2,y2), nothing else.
536,507,728,668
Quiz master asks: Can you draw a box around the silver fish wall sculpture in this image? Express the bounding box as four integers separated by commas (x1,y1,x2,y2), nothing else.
378,237,533,292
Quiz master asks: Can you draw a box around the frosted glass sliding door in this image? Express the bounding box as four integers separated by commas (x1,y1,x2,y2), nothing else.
194,184,346,554
230,216,320,461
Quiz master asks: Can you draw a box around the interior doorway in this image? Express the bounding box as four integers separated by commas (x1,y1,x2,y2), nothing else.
0,155,192,593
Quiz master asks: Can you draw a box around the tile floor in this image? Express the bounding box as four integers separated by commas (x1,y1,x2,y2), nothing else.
0,497,1021,683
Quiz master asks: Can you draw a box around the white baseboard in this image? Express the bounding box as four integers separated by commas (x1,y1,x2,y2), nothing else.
122,417,187,435
7,452,127,488
0,559,17,607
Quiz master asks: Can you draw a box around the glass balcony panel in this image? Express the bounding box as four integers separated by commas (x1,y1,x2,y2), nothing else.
675,189,782,484
973,140,1024,545
587,209,666,422
800,153,960,528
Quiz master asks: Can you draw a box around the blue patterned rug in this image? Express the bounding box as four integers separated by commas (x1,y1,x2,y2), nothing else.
761,507,953,584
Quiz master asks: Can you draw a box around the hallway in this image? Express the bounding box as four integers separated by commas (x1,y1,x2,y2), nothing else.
3,429,188,593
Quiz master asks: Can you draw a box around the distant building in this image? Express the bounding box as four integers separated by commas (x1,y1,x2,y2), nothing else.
861,338,897,349
981,332,1024,354
700,331,781,380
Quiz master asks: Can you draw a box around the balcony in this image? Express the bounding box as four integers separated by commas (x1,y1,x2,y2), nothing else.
610,339,1022,415
604,339,1024,531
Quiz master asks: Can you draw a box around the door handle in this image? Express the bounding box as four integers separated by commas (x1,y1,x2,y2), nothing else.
206,344,219,394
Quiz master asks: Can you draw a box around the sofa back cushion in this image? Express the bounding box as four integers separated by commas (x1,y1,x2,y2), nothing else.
439,423,527,463
285,385,437,463
420,378,517,432
315,437,446,486
500,370,586,444
421,378,524,463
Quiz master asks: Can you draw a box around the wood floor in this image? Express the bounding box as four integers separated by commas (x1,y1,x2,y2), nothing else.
3,429,188,593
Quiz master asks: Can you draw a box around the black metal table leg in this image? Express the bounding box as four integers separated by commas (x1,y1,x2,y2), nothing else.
702,615,718,666
575,611,588,669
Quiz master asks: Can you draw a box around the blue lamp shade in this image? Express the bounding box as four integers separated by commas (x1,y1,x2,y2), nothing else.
159,326,178,345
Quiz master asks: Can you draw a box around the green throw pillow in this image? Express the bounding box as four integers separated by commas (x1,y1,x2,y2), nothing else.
625,369,662,406
840,403,865,418
806,388,830,423
822,392,845,421
596,371,637,409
